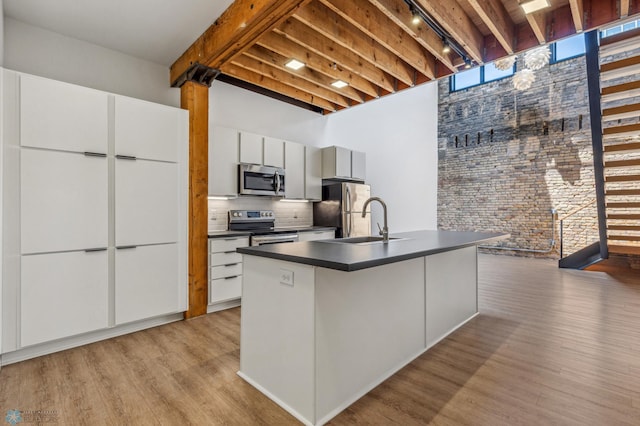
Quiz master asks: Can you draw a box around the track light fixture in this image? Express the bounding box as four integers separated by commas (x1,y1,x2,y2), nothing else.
442,40,451,54
464,58,472,69
410,6,421,25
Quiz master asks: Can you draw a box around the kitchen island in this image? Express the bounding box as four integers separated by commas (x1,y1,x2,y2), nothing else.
237,230,506,426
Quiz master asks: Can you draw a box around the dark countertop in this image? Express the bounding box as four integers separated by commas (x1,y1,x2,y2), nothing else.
236,230,508,271
208,226,335,238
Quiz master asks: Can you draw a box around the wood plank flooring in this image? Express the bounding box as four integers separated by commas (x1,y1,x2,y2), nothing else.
1,254,639,425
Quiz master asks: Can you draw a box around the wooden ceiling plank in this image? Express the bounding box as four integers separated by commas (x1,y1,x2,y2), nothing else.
569,0,584,31
368,0,457,72
414,0,484,63
274,19,395,92
222,62,337,112
620,0,631,18
244,45,365,103
319,0,435,80
526,11,547,44
293,1,414,86
170,0,309,86
232,54,351,107
256,31,379,98
467,0,516,54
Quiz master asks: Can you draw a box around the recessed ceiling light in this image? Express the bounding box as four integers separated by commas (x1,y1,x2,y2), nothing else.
285,59,305,70
520,0,550,14
331,80,348,89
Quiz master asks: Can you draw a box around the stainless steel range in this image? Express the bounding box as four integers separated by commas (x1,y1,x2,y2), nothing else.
228,210,299,246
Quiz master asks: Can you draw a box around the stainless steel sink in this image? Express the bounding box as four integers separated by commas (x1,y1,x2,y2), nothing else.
328,236,407,245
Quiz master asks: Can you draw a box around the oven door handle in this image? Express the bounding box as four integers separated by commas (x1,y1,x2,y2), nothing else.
274,171,281,195
251,233,299,245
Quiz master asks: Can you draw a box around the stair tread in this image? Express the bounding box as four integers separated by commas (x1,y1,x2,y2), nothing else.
608,244,640,255
604,158,640,167
601,80,640,96
602,102,640,117
601,55,640,73
607,225,640,230
608,235,640,241
606,201,640,208
603,123,640,135
600,27,640,48
606,188,640,196
604,174,640,182
607,213,640,219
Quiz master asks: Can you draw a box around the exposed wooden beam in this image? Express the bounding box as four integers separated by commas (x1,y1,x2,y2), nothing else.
319,0,435,80
231,54,352,108
293,1,414,87
526,11,547,44
170,0,309,86
569,0,584,32
414,0,484,63
467,0,515,54
221,62,337,112
369,0,457,72
181,81,209,319
255,31,379,98
275,18,394,93
244,45,365,103
620,0,631,18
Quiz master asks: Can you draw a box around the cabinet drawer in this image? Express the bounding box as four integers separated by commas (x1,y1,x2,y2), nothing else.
210,276,242,304
211,263,243,280
210,237,249,253
211,251,243,266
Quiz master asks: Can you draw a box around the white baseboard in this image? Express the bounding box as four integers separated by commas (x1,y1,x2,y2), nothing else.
207,298,241,313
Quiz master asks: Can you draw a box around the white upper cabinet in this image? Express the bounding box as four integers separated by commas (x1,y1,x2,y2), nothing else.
115,159,179,247
20,149,108,254
285,141,305,199
20,74,108,154
115,243,182,325
305,146,322,201
209,126,239,196
239,131,263,165
351,150,366,181
264,137,285,168
114,96,186,162
21,250,109,347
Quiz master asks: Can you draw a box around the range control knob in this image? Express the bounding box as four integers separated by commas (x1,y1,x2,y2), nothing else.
269,212,273,217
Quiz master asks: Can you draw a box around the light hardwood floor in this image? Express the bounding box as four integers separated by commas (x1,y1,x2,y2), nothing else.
1,254,639,425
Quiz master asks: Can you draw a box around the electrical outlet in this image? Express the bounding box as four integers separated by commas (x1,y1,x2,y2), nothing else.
210,209,217,220
280,269,294,286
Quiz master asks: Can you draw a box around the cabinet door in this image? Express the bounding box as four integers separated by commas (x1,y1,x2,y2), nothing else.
335,146,352,178
20,74,108,154
210,276,242,304
284,141,305,199
209,127,239,196
115,159,178,247
264,137,284,168
21,149,108,254
114,96,186,162
115,243,182,325
351,150,366,180
21,250,109,347
239,131,263,165
305,146,322,201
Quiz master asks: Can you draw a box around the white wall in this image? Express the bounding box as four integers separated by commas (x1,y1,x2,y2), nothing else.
209,80,327,146
4,18,179,106
324,83,439,233
1,0,4,66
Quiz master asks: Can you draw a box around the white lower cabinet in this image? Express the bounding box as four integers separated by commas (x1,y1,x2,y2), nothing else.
209,237,249,305
21,250,109,347
115,243,181,325
298,230,335,241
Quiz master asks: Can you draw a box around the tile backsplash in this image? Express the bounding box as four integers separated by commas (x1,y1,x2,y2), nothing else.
208,197,314,231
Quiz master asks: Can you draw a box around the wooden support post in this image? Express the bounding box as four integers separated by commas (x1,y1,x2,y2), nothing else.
181,81,209,319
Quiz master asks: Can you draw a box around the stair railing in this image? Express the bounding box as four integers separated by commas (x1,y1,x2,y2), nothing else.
559,199,598,258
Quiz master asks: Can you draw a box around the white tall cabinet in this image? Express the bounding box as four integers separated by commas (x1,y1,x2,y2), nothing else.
1,70,188,360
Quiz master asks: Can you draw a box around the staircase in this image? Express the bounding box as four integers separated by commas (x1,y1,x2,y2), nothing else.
561,29,640,269
599,28,640,257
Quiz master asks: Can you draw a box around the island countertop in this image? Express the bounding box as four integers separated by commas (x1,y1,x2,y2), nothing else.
236,229,507,271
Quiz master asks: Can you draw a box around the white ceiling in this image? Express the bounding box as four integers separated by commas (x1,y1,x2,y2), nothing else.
3,0,234,66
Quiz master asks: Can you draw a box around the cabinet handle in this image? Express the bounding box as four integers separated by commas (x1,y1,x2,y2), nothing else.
84,152,107,158
115,155,137,161
84,247,107,253
116,245,138,250
224,250,236,254
224,264,237,267
223,238,239,241
224,275,239,280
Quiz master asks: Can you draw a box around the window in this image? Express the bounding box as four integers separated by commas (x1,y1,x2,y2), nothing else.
450,61,515,92
602,18,640,38
551,33,586,62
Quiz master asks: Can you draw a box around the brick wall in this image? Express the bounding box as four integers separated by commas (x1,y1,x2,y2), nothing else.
437,55,598,258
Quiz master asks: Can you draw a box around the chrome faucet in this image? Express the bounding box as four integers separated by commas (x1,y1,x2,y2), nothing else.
361,197,389,243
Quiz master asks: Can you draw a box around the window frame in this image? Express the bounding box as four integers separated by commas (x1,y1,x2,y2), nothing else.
450,62,516,92
550,33,586,64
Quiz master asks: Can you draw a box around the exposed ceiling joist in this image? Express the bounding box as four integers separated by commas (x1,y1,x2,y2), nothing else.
568,0,584,32
319,0,435,80
620,0,631,18
467,0,516,54
526,10,547,44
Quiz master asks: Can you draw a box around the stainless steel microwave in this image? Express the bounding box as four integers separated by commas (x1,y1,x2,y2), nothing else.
238,164,285,196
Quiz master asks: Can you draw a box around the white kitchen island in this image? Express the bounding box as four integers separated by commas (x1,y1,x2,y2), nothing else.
237,230,505,426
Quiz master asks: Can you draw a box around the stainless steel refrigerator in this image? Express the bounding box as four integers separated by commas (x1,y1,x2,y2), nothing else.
313,182,371,238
